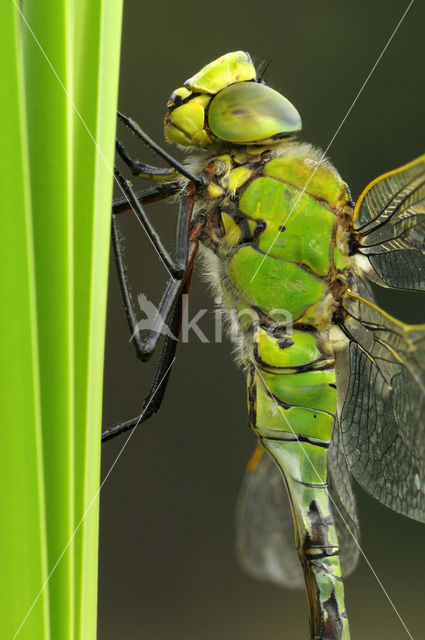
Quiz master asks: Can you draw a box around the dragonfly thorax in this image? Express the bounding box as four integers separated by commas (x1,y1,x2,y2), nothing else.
193,141,354,354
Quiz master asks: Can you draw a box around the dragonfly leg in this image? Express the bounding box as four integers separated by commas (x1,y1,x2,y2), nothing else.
114,168,194,279
116,139,177,180
112,217,181,363
103,186,205,440
117,110,205,187
101,293,182,442
113,180,181,214
102,224,202,442
111,178,197,360
112,178,184,358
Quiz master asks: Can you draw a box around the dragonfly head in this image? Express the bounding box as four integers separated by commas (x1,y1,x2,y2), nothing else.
164,51,302,149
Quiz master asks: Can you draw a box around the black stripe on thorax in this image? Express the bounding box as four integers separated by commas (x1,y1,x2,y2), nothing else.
260,433,330,448
269,392,336,419
253,342,335,374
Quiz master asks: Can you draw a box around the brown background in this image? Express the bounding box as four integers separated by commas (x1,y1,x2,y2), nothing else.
99,2,425,638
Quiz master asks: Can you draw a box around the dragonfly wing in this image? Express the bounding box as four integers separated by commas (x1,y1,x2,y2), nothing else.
353,154,425,291
353,275,376,304
235,446,304,588
235,443,361,587
328,418,360,578
335,292,425,522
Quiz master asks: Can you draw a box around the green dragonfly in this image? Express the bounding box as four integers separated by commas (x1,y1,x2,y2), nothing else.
102,51,425,639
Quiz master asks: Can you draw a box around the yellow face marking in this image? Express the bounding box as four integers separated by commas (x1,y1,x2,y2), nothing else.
190,94,211,108
167,86,192,108
170,102,205,136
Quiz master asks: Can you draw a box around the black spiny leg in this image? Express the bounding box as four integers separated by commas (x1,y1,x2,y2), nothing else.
112,214,182,362
117,111,205,187
101,292,182,442
114,168,194,279
102,170,204,442
102,216,205,442
113,180,181,214
116,139,177,180
111,179,195,361
103,110,208,441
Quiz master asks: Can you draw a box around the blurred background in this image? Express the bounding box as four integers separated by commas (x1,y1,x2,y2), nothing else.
99,2,425,638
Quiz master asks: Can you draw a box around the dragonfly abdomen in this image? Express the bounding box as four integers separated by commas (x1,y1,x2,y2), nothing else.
248,326,350,639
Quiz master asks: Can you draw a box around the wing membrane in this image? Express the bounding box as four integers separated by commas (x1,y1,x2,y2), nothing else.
235,444,360,588
328,418,360,578
353,275,376,304
336,293,425,522
235,446,303,588
353,154,425,291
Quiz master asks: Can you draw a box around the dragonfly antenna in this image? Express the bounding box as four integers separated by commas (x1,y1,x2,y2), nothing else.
257,55,274,81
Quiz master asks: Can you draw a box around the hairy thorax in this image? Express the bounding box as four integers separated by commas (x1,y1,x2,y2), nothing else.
190,141,355,351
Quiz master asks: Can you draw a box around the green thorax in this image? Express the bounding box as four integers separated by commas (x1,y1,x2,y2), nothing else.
198,141,353,328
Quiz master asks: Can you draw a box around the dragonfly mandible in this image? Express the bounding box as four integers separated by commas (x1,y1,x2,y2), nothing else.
102,51,425,640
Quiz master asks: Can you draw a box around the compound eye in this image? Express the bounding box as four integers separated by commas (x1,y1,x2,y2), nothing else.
208,82,301,144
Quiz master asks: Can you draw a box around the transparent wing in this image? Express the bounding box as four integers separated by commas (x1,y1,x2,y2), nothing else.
353,275,376,304
235,446,303,588
328,419,360,578
235,444,360,588
336,293,425,522
352,154,425,291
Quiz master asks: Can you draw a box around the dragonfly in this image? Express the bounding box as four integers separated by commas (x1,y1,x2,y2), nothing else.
102,51,425,639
